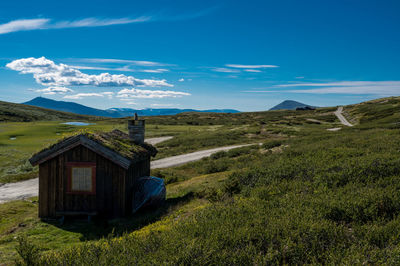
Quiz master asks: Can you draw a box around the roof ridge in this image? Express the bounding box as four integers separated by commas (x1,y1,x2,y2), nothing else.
29,130,157,169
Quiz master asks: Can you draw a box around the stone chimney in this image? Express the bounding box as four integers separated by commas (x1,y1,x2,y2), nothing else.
128,113,145,144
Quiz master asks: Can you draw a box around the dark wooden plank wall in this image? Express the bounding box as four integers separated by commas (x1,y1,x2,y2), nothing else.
39,145,130,218
125,157,151,214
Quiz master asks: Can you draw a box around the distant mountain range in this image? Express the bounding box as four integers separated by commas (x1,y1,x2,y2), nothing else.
269,100,316,111
23,97,240,118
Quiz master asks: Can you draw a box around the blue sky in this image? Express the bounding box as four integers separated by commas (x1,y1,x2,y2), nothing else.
0,0,399,111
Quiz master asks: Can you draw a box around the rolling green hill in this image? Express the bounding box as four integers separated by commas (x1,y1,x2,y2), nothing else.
344,96,400,127
2,96,400,264
269,100,315,110
0,100,99,122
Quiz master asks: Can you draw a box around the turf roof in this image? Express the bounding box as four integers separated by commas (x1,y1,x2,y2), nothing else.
30,129,157,167
84,129,157,159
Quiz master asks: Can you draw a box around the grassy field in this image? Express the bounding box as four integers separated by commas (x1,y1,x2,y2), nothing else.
1,97,400,264
0,121,125,183
345,96,400,128
0,163,229,264
0,106,340,183
0,100,100,122
4,122,400,264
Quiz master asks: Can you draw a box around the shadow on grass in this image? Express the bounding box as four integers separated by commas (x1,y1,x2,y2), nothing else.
44,192,195,241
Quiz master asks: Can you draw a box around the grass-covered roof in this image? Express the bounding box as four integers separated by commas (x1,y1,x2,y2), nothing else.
84,129,157,159
30,129,157,168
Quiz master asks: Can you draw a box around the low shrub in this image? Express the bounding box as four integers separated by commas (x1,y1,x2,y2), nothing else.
15,235,40,266
262,140,282,149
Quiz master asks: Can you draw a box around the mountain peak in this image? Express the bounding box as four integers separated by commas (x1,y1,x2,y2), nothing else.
269,100,315,111
22,97,240,117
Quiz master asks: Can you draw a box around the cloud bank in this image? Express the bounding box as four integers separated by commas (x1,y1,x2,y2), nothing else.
80,58,168,67
117,88,191,99
36,86,73,95
0,17,150,34
141,69,169,73
212,67,240,73
211,64,279,74
276,81,400,95
0,8,217,35
245,81,400,95
6,57,173,87
225,64,279,69
64,92,114,100
0,18,49,34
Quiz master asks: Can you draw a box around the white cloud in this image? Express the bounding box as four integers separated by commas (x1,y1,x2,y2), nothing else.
140,69,169,73
150,103,179,107
0,18,49,34
247,81,400,95
70,65,117,71
212,67,240,73
36,86,73,95
287,85,400,95
72,65,142,72
73,65,170,73
242,90,277,93
0,17,151,35
117,88,190,99
51,17,150,29
244,69,262,73
6,57,173,87
276,81,400,88
101,91,114,99
64,92,113,100
211,64,277,74
0,8,217,35
80,58,168,67
225,64,279,69
178,78,184,82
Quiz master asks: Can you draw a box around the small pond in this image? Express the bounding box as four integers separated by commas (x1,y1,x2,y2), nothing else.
62,122,95,126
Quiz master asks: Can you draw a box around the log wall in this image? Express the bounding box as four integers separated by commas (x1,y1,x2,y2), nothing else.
38,145,150,218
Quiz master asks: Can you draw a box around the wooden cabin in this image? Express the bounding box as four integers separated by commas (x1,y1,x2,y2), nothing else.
29,119,157,219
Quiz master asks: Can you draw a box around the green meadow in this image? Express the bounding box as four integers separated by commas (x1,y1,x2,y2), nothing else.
0,97,399,264
0,104,340,184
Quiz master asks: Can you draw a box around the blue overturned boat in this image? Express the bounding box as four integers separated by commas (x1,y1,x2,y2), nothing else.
132,176,166,213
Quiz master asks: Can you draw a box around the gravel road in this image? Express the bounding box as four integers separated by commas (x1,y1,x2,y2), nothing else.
145,136,173,145
0,178,39,204
334,106,353,127
151,143,258,169
0,142,257,203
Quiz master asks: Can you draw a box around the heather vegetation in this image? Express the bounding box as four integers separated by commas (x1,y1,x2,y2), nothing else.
1,97,400,264
0,100,98,122
0,103,338,183
15,123,400,265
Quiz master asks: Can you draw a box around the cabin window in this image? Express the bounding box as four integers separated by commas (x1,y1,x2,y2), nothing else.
66,162,96,194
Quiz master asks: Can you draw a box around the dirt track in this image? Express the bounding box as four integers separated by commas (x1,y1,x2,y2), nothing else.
0,178,39,204
334,106,353,127
151,143,257,169
145,136,173,145
0,142,257,203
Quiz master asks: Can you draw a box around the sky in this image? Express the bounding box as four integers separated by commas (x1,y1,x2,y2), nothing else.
0,0,399,111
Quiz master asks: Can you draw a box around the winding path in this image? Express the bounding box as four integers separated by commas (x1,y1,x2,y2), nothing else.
334,106,353,127
0,142,257,203
145,136,173,145
151,143,257,169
